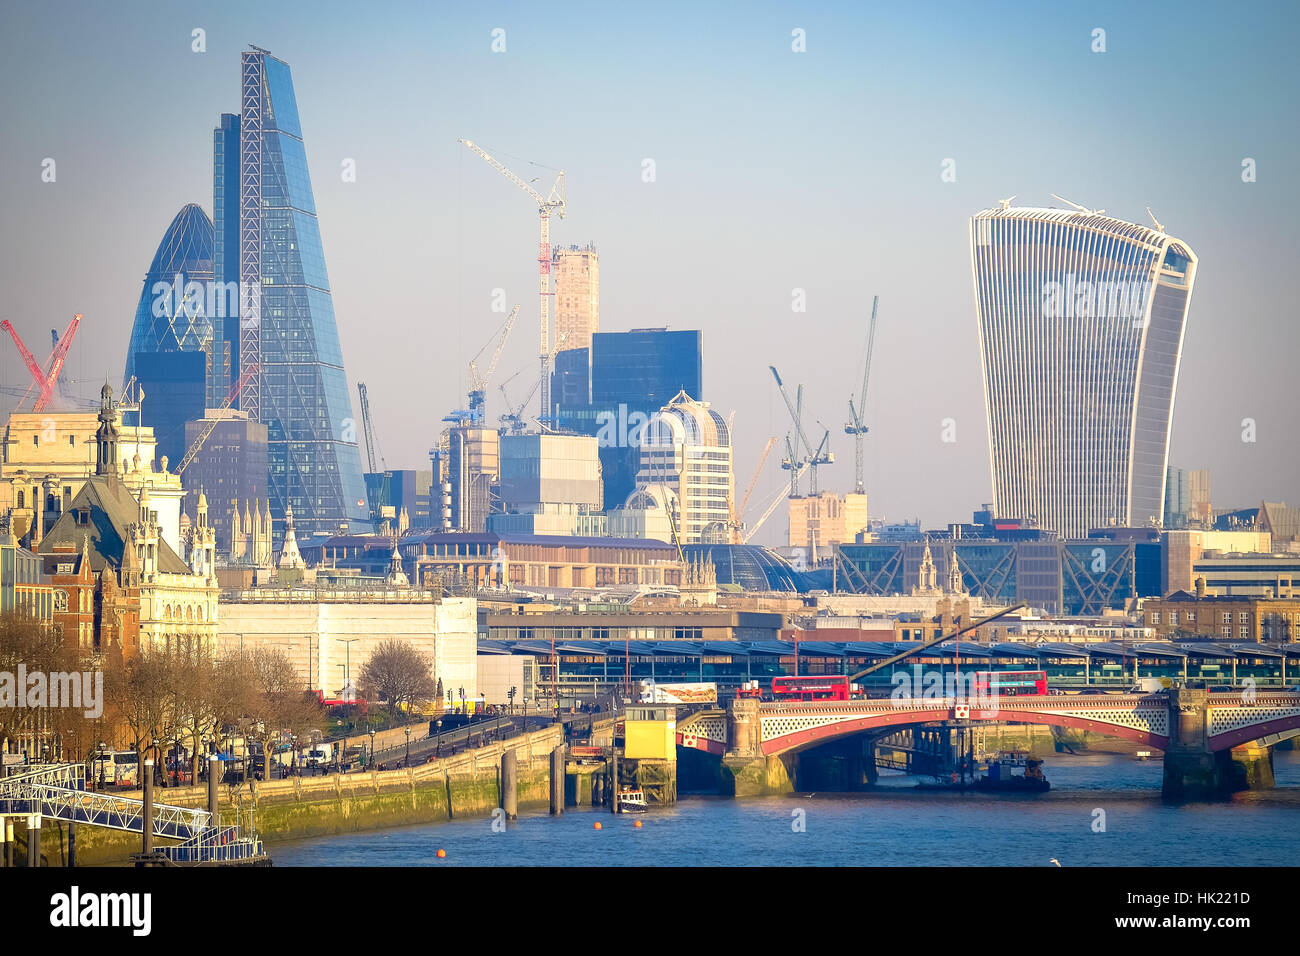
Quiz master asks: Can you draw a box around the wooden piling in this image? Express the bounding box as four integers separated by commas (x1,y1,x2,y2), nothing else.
501,749,518,820
142,758,154,855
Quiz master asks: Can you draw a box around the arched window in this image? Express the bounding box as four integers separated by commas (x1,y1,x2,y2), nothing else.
54,590,68,612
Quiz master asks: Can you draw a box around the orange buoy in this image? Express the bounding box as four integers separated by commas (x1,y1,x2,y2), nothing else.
436,848,446,858
633,819,642,828
593,821,602,830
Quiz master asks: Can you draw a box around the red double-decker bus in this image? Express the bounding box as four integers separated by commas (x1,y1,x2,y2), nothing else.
771,676,863,701
973,670,1047,697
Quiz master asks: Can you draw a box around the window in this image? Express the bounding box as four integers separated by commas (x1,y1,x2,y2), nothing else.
1239,612,1249,623
68,435,74,446
1240,626,1248,638
1150,613,1161,625
1222,612,1232,624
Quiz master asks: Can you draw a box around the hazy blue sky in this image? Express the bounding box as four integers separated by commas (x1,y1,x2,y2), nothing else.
1,0,1296,541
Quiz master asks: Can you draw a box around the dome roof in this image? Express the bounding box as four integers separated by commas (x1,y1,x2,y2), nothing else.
681,544,806,593
123,203,216,381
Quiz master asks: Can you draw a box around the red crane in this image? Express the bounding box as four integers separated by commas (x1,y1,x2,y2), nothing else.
1,314,82,412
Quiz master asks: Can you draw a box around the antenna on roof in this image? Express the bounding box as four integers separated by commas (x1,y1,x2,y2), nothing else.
998,195,1016,210
1146,206,1165,233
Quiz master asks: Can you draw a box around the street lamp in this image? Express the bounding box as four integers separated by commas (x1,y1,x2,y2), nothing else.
368,728,376,770
404,726,411,767
435,718,443,756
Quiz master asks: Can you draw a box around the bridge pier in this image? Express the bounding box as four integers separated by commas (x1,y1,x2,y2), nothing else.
721,697,793,797
1162,688,1274,799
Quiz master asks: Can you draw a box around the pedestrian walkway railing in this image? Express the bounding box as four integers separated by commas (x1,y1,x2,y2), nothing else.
158,825,264,865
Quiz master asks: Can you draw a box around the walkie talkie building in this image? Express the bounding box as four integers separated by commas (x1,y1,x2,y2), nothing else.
970,204,1198,538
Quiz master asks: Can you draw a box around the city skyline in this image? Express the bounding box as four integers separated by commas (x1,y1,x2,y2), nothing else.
0,2,1296,538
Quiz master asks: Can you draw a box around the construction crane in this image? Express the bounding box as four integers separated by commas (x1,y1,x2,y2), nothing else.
729,436,777,543
467,304,519,423
459,139,566,423
2,314,82,413
770,366,833,496
50,329,75,407
357,382,390,530
175,362,258,475
845,296,878,495
498,371,540,435
744,458,810,544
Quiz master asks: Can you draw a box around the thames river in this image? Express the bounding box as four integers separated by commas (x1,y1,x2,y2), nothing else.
272,750,1300,866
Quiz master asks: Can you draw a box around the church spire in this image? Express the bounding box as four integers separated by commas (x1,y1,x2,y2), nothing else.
95,382,120,477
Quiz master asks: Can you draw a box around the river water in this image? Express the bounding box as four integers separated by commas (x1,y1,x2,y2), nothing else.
272,750,1300,866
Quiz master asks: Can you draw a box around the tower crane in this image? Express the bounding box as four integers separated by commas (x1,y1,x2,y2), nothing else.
2,313,82,412
467,304,519,423
357,382,390,530
770,366,833,496
744,458,810,544
175,362,258,475
728,436,777,543
845,295,878,495
498,370,540,436
459,139,566,423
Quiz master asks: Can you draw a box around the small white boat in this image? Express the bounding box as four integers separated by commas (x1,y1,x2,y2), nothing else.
616,787,647,813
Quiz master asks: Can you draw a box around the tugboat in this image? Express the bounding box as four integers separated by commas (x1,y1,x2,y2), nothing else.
974,751,1051,793
616,787,648,813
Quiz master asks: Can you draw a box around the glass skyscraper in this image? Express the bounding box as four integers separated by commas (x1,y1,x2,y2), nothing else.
552,328,704,508
970,204,1198,538
123,202,215,469
213,48,368,539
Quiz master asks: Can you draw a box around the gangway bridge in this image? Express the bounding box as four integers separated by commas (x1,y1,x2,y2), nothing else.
0,762,266,866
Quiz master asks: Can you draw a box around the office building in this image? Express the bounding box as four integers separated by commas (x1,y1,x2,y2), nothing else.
180,409,269,554
442,426,499,532
212,48,369,538
970,203,1198,537
2,400,187,556
634,391,733,545
553,329,704,508
553,243,599,351
489,432,603,536
788,491,869,556
122,203,215,468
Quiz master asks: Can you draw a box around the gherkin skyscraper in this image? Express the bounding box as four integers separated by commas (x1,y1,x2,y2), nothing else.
213,47,368,539
123,202,215,468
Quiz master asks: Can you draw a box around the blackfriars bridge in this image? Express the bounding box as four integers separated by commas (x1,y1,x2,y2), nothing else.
675,688,1300,798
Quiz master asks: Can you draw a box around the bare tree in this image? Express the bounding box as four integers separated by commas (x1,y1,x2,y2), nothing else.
359,640,436,717
0,612,93,761
103,647,172,777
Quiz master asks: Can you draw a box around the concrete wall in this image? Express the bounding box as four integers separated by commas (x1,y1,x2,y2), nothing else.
217,595,478,699
26,725,563,866
477,654,535,706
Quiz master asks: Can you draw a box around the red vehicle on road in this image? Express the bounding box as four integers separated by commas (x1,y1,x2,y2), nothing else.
973,670,1048,697
771,675,864,701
